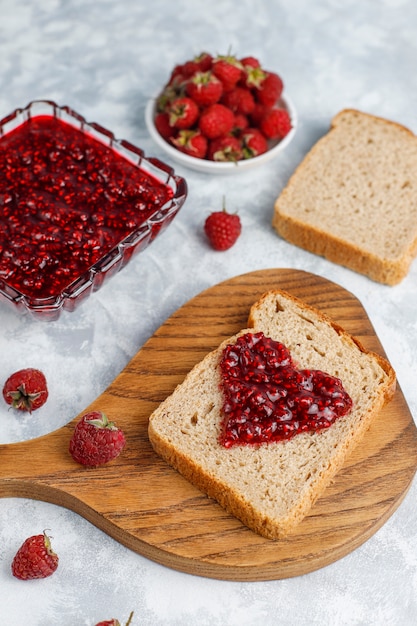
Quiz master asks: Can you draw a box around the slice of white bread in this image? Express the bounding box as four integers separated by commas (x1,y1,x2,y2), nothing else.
272,109,417,285
148,289,396,539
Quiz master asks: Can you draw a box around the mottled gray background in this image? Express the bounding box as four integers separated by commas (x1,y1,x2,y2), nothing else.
1,0,417,624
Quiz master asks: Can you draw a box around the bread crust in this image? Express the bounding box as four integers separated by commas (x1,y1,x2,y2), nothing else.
272,108,417,285
148,289,396,540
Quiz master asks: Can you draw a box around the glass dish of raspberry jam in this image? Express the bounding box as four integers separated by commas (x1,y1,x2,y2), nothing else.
0,100,188,320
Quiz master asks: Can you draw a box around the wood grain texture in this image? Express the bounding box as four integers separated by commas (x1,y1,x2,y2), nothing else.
1,269,416,581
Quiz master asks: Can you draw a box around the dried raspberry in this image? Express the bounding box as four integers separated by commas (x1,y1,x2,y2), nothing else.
12,531,59,580
185,71,223,106
260,108,292,139
198,103,234,139
204,200,242,250
172,129,207,159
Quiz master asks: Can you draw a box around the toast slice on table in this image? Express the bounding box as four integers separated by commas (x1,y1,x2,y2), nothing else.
148,289,396,540
272,109,417,285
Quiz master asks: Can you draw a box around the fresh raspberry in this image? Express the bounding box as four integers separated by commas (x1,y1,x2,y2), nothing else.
3,368,48,413
156,72,187,112
255,71,284,106
212,55,243,91
241,128,268,158
153,51,290,163
249,102,270,126
207,135,243,162
168,97,199,129
182,59,200,78
69,411,126,467
204,202,242,250
241,65,267,89
167,64,185,85
185,71,223,106
95,612,134,626
195,51,213,72
172,129,208,159
232,113,249,135
154,112,175,141
240,56,261,69
221,86,255,115
260,108,292,139
11,531,58,580
198,103,234,139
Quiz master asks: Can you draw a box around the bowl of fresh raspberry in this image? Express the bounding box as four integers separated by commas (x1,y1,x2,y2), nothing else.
145,52,297,174
0,100,188,320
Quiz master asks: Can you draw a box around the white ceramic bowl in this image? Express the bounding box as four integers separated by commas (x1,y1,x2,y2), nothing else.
145,95,297,174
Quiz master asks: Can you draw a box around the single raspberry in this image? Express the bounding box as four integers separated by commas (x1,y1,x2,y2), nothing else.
156,75,186,112
241,65,267,89
260,108,292,139
167,64,185,86
95,612,134,626
154,112,175,141
221,86,255,115
232,113,249,135
255,71,284,106
3,368,48,413
241,128,268,158
172,129,208,159
212,55,243,91
168,97,199,129
207,135,243,162
195,51,213,72
185,71,223,107
11,531,58,580
182,59,200,78
249,102,270,126
198,103,234,139
240,56,261,69
69,411,126,467
204,200,242,250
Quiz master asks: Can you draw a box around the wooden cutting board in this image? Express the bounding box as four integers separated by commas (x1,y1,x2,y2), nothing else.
1,268,416,581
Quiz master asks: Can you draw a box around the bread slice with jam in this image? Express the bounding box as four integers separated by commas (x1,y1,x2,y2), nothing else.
148,289,396,540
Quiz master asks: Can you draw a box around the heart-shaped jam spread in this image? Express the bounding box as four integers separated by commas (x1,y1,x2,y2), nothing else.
219,332,353,448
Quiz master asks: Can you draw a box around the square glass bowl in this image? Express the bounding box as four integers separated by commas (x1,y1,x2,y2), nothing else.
0,100,188,321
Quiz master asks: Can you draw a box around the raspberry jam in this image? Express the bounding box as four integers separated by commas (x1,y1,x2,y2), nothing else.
219,332,353,448
0,114,174,301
